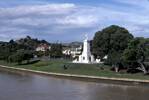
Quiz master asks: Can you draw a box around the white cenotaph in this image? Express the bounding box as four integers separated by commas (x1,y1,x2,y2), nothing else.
73,34,101,64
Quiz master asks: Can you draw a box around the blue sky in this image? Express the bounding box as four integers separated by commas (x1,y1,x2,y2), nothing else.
0,0,149,42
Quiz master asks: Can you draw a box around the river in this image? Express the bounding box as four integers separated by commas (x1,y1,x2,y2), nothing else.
0,70,149,100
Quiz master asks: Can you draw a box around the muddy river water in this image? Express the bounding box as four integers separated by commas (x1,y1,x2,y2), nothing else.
0,70,149,100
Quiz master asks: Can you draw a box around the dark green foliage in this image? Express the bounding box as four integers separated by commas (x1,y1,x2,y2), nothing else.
8,49,34,64
0,41,26,60
50,43,63,58
16,36,50,50
0,36,49,61
122,37,149,74
92,25,133,65
106,51,122,65
123,38,149,62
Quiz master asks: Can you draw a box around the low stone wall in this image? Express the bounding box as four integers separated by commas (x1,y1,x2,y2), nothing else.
0,65,149,85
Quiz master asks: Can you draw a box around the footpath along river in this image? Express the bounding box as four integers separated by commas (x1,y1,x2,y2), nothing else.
0,70,149,100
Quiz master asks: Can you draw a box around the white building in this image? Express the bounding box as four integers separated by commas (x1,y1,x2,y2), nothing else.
62,46,82,57
70,46,82,58
62,49,71,55
36,44,51,52
73,35,101,64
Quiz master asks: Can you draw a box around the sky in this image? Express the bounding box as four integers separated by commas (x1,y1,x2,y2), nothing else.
0,0,149,42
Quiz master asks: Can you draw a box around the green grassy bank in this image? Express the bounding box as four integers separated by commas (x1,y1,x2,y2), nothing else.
0,60,149,80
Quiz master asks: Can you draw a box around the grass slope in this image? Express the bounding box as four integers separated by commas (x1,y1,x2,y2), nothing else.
0,60,149,80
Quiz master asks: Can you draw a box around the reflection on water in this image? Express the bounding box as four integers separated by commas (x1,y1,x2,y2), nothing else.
0,71,149,100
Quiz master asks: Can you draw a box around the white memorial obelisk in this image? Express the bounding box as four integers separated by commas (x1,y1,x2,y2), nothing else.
73,34,97,64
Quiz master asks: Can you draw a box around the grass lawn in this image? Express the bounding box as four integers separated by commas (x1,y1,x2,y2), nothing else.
0,60,149,80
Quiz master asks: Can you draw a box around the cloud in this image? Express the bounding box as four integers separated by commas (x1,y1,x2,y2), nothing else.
113,0,149,6
0,3,76,18
0,1,149,42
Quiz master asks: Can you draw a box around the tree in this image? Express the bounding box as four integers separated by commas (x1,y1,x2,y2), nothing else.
92,25,133,68
50,43,63,58
122,37,149,74
8,49,33,64
8,50,24,64
17,36,50,50
9,39,15,44
23,50,34,63
0,40,31,61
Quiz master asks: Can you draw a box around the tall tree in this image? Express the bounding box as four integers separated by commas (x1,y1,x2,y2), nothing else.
92,25,133,68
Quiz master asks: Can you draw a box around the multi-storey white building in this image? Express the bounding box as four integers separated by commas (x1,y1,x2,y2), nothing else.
62,46,82,58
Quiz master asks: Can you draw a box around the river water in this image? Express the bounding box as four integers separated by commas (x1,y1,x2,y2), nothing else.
0,71,149,100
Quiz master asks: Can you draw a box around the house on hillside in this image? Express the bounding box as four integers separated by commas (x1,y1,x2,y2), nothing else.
36,43,51,52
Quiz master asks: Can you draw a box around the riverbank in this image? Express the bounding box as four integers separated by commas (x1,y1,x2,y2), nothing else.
1,67,149,100
1,60,149,80
1,63,149,84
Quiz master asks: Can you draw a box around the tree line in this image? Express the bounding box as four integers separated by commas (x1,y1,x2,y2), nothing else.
0,36,63,64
